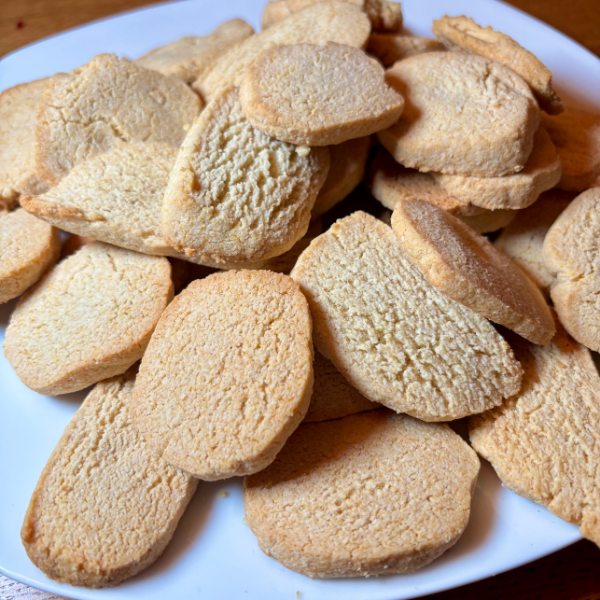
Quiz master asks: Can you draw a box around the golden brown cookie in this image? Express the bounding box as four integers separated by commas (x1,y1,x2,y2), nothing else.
367,34,444,66
457,208,517,234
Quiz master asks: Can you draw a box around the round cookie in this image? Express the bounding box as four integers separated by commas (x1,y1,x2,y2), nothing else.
244,410,480,578
366,34,444,67
240,43,404,146
391,198,555,345
130,270,313,480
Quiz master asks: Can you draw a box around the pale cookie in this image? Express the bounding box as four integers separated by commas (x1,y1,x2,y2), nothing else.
432,127,562,211
130,270,313,480
0,78,49,210
162,87,329,263
4,242,172,395
469,323,600,547
541,106,600,191
391,198,555,345
22,369,197,588
304,349,379,422
543,187,600,352
240,43,403,146
379,51,540,177
35,54,202,185
244,411,480,578
194,2,370,100
495,190,573,297
0,209,60,304
291,211,522,421
458,208,517,234
432,16,563,114
367,34,444,67
136,19,254,83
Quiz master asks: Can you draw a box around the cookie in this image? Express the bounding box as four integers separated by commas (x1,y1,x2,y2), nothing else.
432,16,563,114
542,187,600,352
458,208,517,234
194,1,370,100
4,242,172,395
35,54,202,185
291,211,522,421
0,78,49,210
136,19,254,83
244,411,480,578
469,323,600,547
0,209,60,304
162,87,329,263
22,369,197,587
367,34,444,67
379,51,540,176
391,198,555,344
240,43,403,147
130,270,313,480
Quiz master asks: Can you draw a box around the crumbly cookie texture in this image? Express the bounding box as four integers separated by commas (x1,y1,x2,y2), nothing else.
194,1,371,100
391,198,555,345
0,209,60,304
21,369,197,588
291,211,522,421
543,188,600,352
244,410,480,578
130,270,313,480
379,51,540,177
4,242,172,395
0,78,49,210
432,15,563,114
35,54,202,185
136,19,254,83
162,87,329,263
469,323,600,546
367,34,444,67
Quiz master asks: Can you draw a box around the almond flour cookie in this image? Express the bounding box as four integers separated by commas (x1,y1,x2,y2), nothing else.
244,411,480,578
367,34,444,67
130,270,313,480
543,187,600,352
0,209,60,304
432,16,563,115
136,19,254,83
4,242,172,395
391,198,555,345
458,208,517,234
35,54,202,185
469,324,600,547
22,369,197,588
379,52,540,177
0,78,49,210
162,87,329,263
291,211,522,421
194,2,370,100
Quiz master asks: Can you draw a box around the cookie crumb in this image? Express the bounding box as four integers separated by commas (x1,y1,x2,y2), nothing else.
296,592,301,598
219,490,228,498
296,146,311,157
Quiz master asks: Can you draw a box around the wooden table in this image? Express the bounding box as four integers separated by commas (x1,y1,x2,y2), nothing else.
1,0,599,599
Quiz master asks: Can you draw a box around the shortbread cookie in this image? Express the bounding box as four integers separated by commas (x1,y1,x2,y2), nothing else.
495,190,573,296
22,369,197,588
36,54,202,185
469,324,600,546
432,128,561,211
131,270,313,480
542,107,600,191
194,2,370,100
0,78,49,210
162,87,329,263
367,34,444,67
432,16,563,114
4,242,172,395
391,198,555,344
379,52,540,176
458,208,517,234
0,209,60,304
136,19,254,83
244,411,480,578
291,211,522,421
543,188,600,351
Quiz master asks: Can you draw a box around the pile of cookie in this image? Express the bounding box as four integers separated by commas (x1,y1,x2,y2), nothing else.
1,0,600,589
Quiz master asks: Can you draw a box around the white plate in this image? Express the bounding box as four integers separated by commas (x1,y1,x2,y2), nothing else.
1,1,599,599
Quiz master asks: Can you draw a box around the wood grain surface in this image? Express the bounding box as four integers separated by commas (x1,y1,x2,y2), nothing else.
1,1,599,599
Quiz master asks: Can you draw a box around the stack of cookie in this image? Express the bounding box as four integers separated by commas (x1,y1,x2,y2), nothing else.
1,0,600,591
